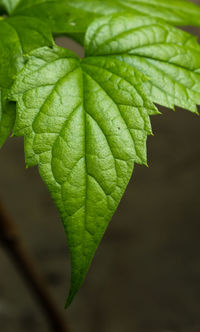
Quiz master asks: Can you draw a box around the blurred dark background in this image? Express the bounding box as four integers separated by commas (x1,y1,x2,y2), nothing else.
1,1,200,332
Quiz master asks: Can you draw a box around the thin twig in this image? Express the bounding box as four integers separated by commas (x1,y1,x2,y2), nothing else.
0,200,71,332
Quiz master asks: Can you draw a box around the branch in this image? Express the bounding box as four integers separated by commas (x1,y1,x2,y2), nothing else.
0,200,71,332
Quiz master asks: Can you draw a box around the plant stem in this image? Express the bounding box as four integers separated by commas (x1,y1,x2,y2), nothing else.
0,200,71,332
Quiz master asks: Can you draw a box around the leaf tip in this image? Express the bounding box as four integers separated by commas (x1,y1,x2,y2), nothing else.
65,288,76,309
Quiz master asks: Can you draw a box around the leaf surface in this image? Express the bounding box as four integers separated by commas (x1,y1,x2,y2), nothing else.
12,0,200,41
3,2,200,308
10,45,158,306
0,0,20,13
85,14,200,113
0,16,53,145
116,0,200,26
0,89,15,147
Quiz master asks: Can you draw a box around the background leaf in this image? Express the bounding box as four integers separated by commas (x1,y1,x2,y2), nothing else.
0,16,53,146
11,0,200,42
0,89,15,147
0,0,20,14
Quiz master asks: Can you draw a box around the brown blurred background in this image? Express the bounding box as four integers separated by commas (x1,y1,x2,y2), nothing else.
1,1,200,332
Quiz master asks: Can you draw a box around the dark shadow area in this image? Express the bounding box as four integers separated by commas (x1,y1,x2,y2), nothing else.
55,36,84,58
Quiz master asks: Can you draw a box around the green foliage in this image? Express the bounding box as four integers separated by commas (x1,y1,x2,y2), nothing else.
0,0,20,13
11,0,200,33
0,0,200,306
10,45,158,305
86,14,200,113
0,16,53,146
0,89,15,147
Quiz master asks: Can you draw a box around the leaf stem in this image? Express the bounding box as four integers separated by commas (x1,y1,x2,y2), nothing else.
0,200,71,332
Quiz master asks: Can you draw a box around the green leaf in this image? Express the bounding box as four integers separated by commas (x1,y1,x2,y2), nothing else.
10,45,158,306
0,16,53,88
11,0,98,44
0,18,24,89
85,13,200,113
6,16,54,53
12,0,200,41
0,16,53,146
0,89,15,148
116,0,200,26
3,1,200,308
0,0,20,14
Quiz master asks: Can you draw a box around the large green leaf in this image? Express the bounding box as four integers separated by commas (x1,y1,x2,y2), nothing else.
85,14,200,113
10,45,158,306
0,16,53,146
1,1,200,308
9,11,200,307
11,0,200,40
